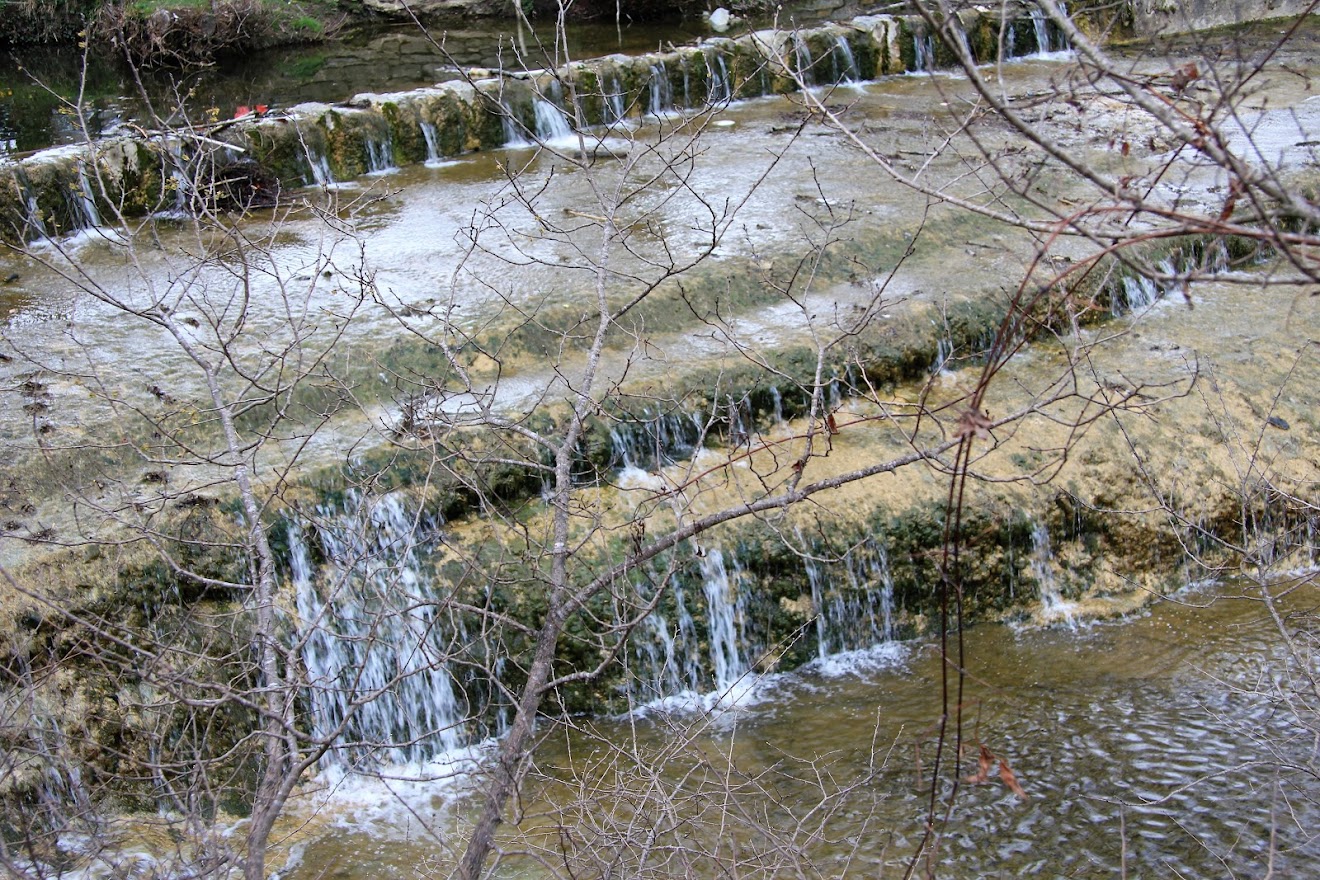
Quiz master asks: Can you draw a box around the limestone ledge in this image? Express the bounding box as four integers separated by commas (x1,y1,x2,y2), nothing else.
0,9,1059,245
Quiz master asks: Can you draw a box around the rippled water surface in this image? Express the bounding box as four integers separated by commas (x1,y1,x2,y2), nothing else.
287,582,1320,879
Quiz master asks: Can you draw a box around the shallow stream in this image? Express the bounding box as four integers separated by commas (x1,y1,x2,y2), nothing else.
284,580,1320,879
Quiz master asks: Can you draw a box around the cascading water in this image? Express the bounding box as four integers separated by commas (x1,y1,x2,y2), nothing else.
71,164,101,230
832,35,860,84
533,98,574,143
608,410,703,474
304,146,336,188
1114,257,1178,314
768,385,786,429
23,193,48,240
162,140,195,216
705,49,732,104
501,101,534,148
17,170,49,240
793,33,816,86
420,121,443,165
288,493,468,770
932,335,954,375
806,538,901,666
365,137,396,174
648,61,674,116
604,73,627,124
1029,3,1070,54
805,554,831,659
700,549,749,696
913,32,936,73
1030,521,1077,628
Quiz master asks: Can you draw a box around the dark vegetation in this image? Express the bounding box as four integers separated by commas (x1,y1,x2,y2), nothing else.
0,0,344,60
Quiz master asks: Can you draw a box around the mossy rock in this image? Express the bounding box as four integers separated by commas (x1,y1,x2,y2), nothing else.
380,102,427,167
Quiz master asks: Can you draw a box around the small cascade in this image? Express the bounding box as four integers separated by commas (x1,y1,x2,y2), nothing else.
604,72,627,124
913,31,936,73
700,549,749,695
533,98,574,143
289,493,468,769
832,34,860,84
833,540,898,648
23,193,48,240
726,394,751,447
680,55,693,107
501,101,534,148
1118,274,1160,313
796,538,903,672
1113,257,1177,314
420,121,443,165
793,33,816,86
16,171,49,240
805,555,830,659
1030,522,1076,628
648,61,674,115
365,137,396,175
304,146,336,188
608,410,703,474
71,163,101,230
705,49,732,104
932,336,954,375
162,140,194,215
1029,4,1070,54
768,385,786,430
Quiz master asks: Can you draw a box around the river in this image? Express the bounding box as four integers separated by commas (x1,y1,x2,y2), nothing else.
282,577,1319,879
1,11,1317,880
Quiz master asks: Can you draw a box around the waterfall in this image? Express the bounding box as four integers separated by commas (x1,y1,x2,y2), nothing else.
932,335,954,375
700,549,749,696
1118,274,1160,314
604,73,627,124
609,410,703,474
501,101,533,148
805,555,830,659
1029,4,1070,54
1114,258,1177,314
726,395,750,447
365,137,396,175
71,164,101,230
680,55,692,108
793,33,816,86
289,493,468,769
24,193,48,240
305,146,336,188
533,98,574,143
769,385,786,429
1030,522,1076,628
18,169,49,240
706,49,732,104
420,121,444,166
913,32,935,72
832,35,860,84
162,140,193,215
797,538,904,675
648,61,674,116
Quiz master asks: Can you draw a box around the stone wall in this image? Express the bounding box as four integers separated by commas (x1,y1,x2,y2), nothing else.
1127,0,1315,36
